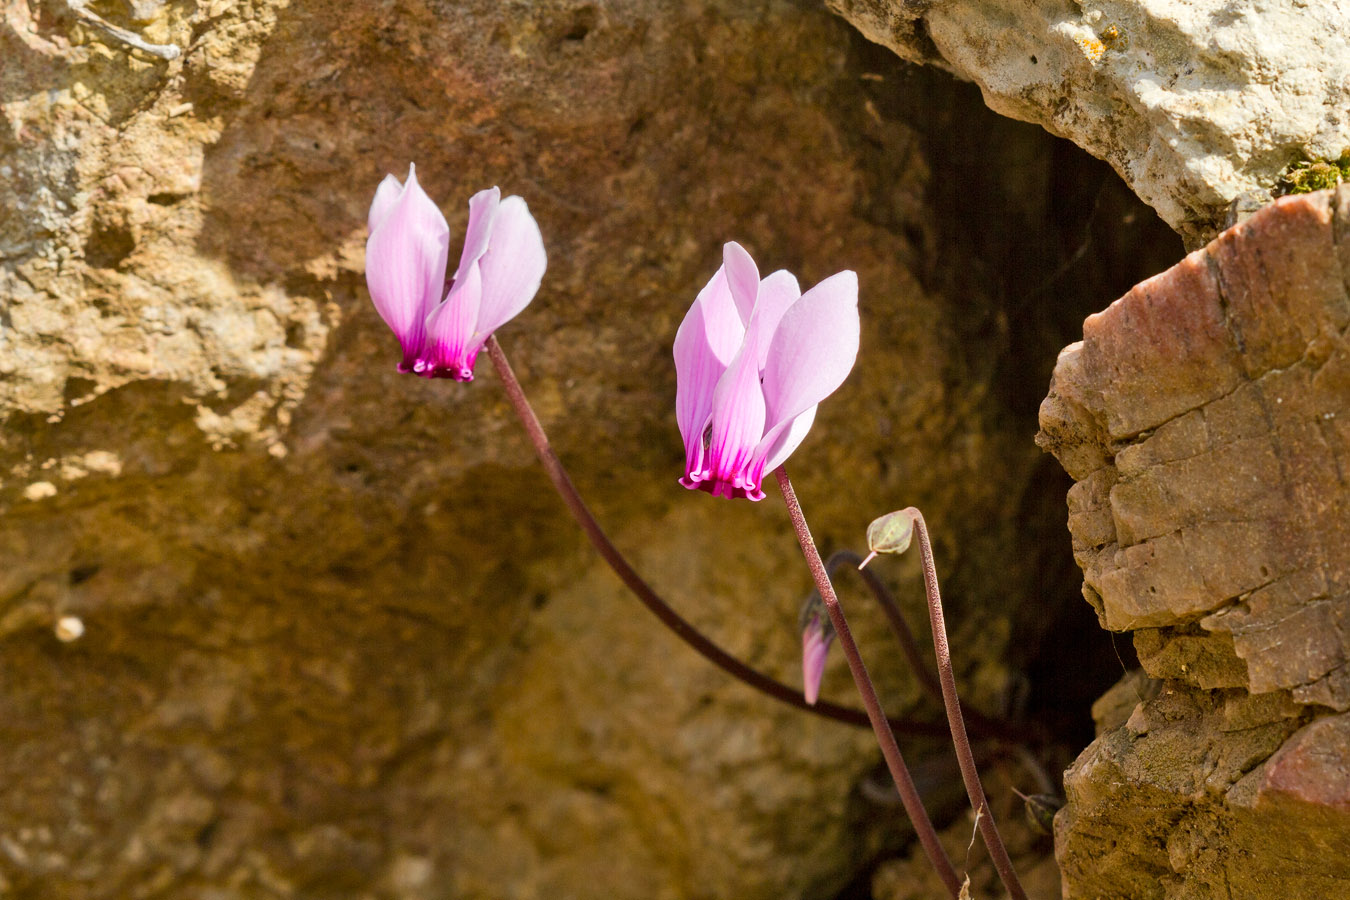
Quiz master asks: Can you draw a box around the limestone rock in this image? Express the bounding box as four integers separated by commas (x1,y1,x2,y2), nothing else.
1056,681,1350,899
1,1,1167,897
828,0,1350,246
1040,187,1350,898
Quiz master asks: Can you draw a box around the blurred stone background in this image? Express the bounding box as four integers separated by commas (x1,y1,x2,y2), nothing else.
0,1,1186,898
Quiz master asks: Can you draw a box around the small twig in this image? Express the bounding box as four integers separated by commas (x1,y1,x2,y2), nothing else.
775,469,961,898
483,336,949,737
1012,744,1057,797
1027,174,1109,299
908,508,1027,900
67,0,181,60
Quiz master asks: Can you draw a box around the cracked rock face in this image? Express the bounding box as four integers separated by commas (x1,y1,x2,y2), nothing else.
828,0,1350,247
1039,187,1350,898
2,1,1176,897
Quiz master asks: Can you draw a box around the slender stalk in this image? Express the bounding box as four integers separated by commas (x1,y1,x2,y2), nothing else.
823,550,945,706
825,550,1035,745
775,469,961,898
483,336,948,737
907,507,1027,900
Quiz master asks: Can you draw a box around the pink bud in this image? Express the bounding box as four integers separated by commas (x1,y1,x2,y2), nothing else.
801,613,834,705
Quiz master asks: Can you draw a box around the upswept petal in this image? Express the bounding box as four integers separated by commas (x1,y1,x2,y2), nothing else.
422,262,483,380
703,343,767,498
751,404,817,484
365,167,451,369
760,270,859,430
452,187,500,283
694,263,743,345
742,269,801,369
674,267,746,474
722,241,760,326
473,195,547,340
367,172,404,234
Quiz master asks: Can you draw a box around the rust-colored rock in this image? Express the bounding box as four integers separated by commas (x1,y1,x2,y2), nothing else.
1041,187,1350,899
2,1,1177,897
1040,187,1350,704
1256,712,1350,813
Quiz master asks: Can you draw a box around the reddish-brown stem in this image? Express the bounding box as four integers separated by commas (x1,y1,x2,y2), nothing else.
822,550,947,706
824,550,1036,746
907,507,1027,900
483,336,949,737
775,469,961,898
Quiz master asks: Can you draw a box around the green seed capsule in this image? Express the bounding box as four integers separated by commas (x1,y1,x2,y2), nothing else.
865,509,915,557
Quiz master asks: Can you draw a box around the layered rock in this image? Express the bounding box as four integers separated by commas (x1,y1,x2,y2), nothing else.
828,0,1350,247
1039,187,1350,898
0,1,1169,897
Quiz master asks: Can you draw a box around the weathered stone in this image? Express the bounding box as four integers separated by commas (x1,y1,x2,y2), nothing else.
828,0,1350,247
1057,679,1350,900
1040,188,1350,705
1042,188,1350,898
1250,711,1350,813
0,1,1184,897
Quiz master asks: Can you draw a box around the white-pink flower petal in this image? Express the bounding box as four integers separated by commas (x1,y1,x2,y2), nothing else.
422,262,483,380
702,342,768,498
674,266,746,475
452,187,501,283
760,270,859,430
474,195,547,341
742,269,801,369
367,172,404,234
755,404,817,479
722,241,760,327
364,165,451,371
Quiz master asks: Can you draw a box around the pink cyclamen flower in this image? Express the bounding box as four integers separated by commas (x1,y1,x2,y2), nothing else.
801,612,835,706
365,163,546,380
674,242,860,500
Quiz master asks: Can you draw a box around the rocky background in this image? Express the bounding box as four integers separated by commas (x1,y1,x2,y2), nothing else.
7,0,1344,898
830,0,1350,248
1038,188,1350,899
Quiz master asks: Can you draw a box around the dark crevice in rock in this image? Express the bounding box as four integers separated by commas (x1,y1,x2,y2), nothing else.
834,31,1183,898
843,31,1176,738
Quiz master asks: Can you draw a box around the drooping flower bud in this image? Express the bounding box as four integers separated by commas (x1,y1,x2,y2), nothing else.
800,613,834,706
798,590,837,705
858,508,916,569
1012,788,1063,836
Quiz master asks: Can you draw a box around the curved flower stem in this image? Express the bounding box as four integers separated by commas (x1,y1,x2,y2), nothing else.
774,468,961,898
483,336,949,737
824,550,1036,746
907,507,1027,900
823,550,946,706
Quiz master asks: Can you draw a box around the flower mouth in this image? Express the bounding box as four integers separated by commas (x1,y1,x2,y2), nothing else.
404,358,476,381
679,470,767,501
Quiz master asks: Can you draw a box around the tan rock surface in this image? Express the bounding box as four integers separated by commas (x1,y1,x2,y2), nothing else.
0,1,1184,897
